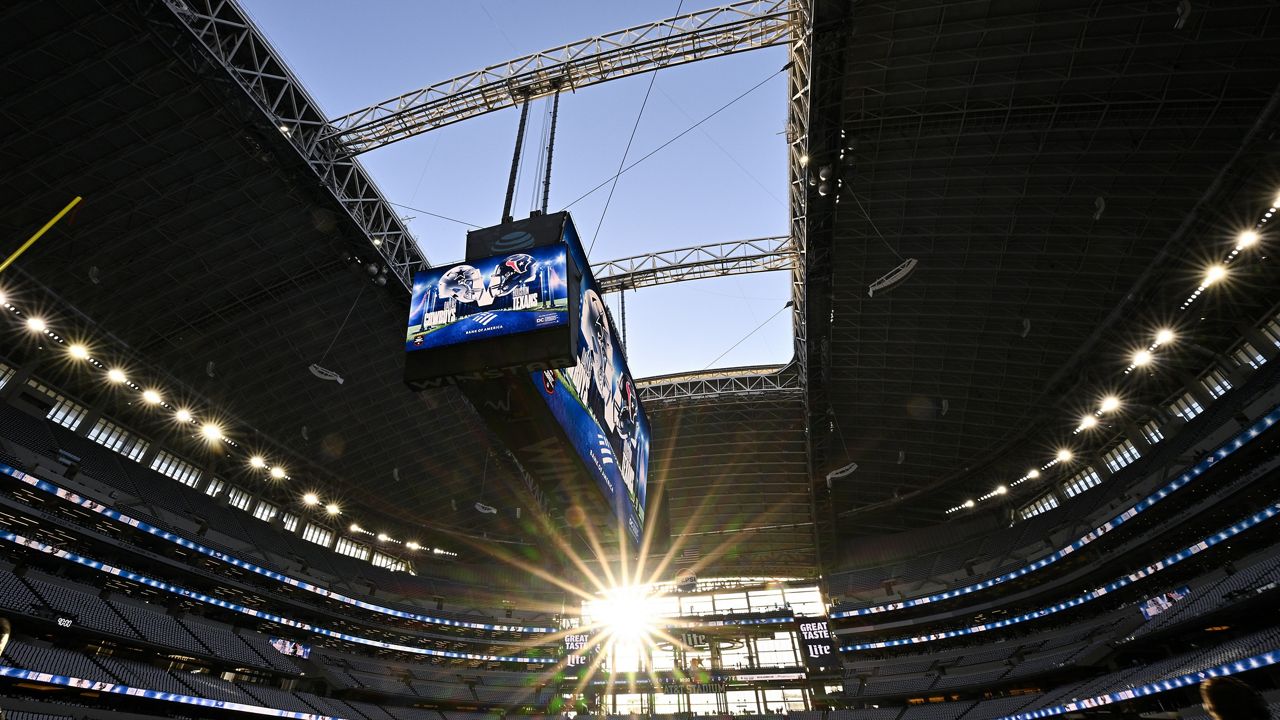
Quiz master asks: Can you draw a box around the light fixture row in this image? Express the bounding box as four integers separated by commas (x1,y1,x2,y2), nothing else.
1,289,424,532
0,291,442,556
950,195,1274,514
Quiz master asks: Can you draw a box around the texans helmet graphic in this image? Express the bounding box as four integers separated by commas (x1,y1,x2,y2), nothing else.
489,253,536,297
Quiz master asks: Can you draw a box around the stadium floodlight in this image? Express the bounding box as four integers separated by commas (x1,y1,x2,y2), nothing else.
405,542,420,551
325,503,341,516
1026,469,1040,479
376,533,389,542
200,423,223,441
249,456,266,469
142,390,162,405
1236,231,1259,249
963,499,975,508
25,317,46,332
1100,395,1121,413
107,368,127,384
1056,448,1073,462
1155,328,1175,345
1132,350,1153,367
1078,415,1098,430
302,492,320,506
1203,265,1227,286
269,466,286,480
995,485,1008,495
349,523,362,533
67,343,89,360
175,409,193,423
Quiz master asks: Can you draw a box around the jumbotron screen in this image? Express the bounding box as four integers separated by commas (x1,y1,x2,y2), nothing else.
405,244,570,352
533,217,649,545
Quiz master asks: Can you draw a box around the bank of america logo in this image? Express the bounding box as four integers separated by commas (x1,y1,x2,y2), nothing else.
473,312,499,326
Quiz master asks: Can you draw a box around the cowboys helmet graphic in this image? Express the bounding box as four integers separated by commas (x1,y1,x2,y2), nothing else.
582,289,611,352
438,264,484,303
489,253,536,297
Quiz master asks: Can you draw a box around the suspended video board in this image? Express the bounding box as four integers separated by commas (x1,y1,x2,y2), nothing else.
405,212,649,548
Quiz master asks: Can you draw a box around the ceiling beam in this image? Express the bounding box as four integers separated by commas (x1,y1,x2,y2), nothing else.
593,235,794,293
637,363,800,404
325,0,795,155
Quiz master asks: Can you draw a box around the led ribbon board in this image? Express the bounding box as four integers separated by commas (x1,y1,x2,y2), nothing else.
0,462,555,634
0,527,554,664
833,406,1280,618
840,500,1280,651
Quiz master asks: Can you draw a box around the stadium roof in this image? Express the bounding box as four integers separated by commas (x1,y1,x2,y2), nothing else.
3,0,1280,580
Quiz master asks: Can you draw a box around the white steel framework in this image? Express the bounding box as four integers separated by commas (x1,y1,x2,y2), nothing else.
638,363,800,403
327,0,795,155
160,0,428,289
593,236,795,293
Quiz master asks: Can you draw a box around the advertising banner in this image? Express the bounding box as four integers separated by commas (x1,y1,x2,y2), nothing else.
797,619,838,672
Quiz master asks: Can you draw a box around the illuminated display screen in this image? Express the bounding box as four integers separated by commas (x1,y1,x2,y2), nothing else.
1139,585,1190,621
532,216,649,545
832,406,1280,619
269,637,310,659
406,244,569,352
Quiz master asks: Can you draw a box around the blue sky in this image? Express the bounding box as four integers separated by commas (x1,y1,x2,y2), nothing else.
241,0,793,378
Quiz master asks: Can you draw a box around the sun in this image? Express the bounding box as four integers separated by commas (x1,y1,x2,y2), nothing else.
594,584,659,645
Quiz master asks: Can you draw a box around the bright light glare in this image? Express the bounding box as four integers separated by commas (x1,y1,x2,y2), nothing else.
376,533,389,542
302,493,320,506
1026,469,1040,479
994,485,1008,495
1056,448,1073,462
1078,415,1097,429
249,456,266,468
325,503,341,515
1100,395,1121,413
349,523,362,533
963,499,975,508
405,541,420,551
68,344,89,360
269,466,286,480
175,409,193,423
595,586,659,644
1155,328,1175,345
142,390,162,405
200,423,222,441
1204,265,1227,286
26,317,46,332
107,368,127,384
1132,350,1153,366
1237,231,1259,249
